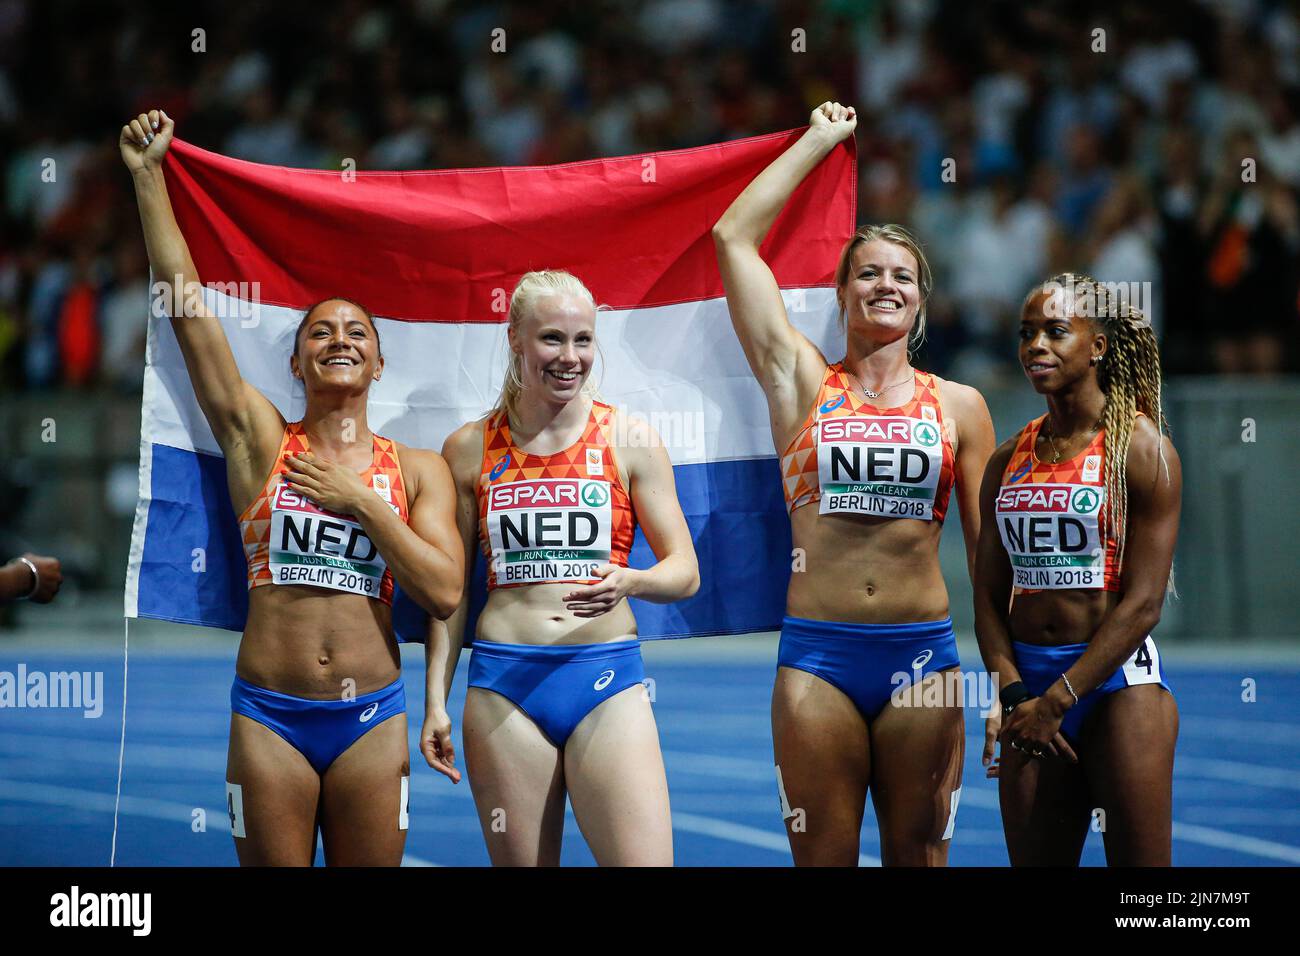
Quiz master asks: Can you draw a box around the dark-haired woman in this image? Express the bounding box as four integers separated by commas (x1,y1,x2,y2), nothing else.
975,274,1181,865
123,109,464,865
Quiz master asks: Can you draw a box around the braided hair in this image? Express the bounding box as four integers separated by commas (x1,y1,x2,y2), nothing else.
1042,274,1170,577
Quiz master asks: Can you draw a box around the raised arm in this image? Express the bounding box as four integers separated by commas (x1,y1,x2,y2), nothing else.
120,109,282,462
419,422,484,783
712,102,855,418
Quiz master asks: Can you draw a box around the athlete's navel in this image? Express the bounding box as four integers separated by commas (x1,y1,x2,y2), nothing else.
317,655,330,667
864,584,876,597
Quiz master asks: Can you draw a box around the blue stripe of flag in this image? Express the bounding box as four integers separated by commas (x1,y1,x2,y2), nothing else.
136,443,792,641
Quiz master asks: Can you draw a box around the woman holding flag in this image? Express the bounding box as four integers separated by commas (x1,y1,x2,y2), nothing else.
423,269,698,866
713,102,996,865
121,109,464,865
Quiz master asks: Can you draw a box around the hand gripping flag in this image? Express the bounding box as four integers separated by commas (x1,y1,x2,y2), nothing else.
125,131,857,639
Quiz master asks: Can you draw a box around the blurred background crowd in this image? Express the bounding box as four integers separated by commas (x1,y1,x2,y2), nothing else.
1,0,1298,602
3,0,1299,394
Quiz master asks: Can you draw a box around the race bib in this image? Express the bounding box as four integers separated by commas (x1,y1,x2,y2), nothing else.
268,481,392,597
485,477,612,584
816,415,943,519
996,482,1105,589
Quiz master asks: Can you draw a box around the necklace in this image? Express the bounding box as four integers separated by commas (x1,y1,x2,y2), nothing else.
1042,416,1098,464
854,367,914,400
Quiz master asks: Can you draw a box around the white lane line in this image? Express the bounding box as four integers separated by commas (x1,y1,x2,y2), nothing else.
1182,807,1300,826
8,761,1297,866
949,782,1300,862
963,733,1300,793
1179,716,1300,746
0,779,443,866
1176,756,1300,791
662,750,773,782
0,778,216,824
1172,823,1300,865
671,811,880,867
0,732,224,771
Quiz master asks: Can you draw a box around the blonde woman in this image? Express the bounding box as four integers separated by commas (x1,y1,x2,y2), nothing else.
713,102,996,865
421,270,699,866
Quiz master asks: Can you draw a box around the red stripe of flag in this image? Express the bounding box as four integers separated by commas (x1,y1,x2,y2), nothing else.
163,130,857,323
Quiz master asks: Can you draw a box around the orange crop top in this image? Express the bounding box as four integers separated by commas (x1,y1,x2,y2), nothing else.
238,422,409,604
779,363,956,522
477,400,636,590
996,415,1121,593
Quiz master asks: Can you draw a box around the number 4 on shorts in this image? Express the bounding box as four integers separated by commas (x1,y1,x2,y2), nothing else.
1121,637,1161,686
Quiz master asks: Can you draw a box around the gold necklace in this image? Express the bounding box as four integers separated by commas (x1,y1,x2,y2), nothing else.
1042,417,1098,464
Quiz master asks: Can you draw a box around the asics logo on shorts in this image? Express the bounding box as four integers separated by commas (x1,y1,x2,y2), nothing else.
593,669,615,691
359,702,379,723
911,649,933,669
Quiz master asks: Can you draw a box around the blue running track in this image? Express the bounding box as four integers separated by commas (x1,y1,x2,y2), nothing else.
2,637,1298,866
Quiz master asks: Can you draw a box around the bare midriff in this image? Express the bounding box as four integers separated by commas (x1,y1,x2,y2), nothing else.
786,504,950,624
237,585,400,699
477,583,638,646
1008,589,1121,648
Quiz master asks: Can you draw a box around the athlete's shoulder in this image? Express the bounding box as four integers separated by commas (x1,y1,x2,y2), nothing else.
440,417,490,479
932,374,990,417
606,404,655,448
605,405,668,476
392,442,453,495
1124,413,1180,485
988,433,1021,473
392,441,447,469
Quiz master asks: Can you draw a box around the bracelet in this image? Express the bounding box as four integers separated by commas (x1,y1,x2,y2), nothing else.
16,557,40,600
999,680,1032,714
1061,674,1079,707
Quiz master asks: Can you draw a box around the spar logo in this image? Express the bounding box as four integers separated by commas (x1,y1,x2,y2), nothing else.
490,479,580,510
997,485,1071,512
913,421,939,448
581,482,609,507
1072,487,1101,513
820,418,912,443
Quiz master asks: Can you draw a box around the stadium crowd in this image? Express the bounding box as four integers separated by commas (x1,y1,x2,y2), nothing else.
2,0,1298,395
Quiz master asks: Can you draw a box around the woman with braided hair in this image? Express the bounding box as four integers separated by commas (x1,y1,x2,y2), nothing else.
974,273,1181,865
